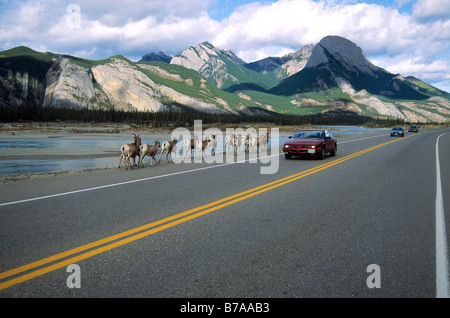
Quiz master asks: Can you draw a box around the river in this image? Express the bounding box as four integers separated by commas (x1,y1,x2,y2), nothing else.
0,126,388,177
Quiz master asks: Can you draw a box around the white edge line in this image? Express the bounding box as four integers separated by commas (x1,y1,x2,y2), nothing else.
0,134,386,208
0,153,278,207
436,133,449,298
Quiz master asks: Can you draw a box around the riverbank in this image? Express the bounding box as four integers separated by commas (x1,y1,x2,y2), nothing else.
0,121,169,138
0,121,343,139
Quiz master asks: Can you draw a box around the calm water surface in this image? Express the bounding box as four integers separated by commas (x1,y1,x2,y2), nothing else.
0,126,388,177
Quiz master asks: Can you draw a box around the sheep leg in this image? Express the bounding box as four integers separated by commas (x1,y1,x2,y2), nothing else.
132,154,140,167
139,153,145,167
123,155,129,170
125,155,133,170
162,149,170,163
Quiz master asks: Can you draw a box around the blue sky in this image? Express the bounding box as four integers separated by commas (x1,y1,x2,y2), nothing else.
0,0,449,92
208,0,415,20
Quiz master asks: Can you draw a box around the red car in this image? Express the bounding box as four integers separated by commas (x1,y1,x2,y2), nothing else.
283,129,337,160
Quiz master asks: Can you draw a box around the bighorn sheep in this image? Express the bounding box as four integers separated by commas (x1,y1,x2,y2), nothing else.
183,135,197,159
224,133,234,152
118,134,142,170
249,132,269,153
208,135,217,156
243,134,250,152
158,138,177,163
139,140,160,167
233,133,242,153
196,137,211,159
258,132,269,151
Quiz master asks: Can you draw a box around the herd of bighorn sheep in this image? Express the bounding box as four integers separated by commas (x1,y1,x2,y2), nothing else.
118,131,269,170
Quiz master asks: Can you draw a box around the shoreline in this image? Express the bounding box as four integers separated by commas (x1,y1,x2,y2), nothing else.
0,122,302,136
0,121,171,139
0,121,361,138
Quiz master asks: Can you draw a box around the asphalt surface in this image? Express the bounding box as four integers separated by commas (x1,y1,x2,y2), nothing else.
0,128,449,300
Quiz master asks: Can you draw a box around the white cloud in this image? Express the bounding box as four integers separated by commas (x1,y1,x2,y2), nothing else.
0,0,449,92
0,0,218,58
214,0,435,59
371,55,450,93
412,0,450,20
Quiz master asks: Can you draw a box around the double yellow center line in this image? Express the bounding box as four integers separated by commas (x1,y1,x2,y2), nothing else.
0,135,411,290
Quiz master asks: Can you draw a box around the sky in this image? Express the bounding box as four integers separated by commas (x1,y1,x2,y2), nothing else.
0,0,449,92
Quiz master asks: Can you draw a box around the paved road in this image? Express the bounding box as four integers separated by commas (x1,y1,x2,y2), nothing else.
0,128,449,300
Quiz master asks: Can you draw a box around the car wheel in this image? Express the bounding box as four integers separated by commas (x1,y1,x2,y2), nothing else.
317,148,325,160
330,144,337,156
285,153,292,159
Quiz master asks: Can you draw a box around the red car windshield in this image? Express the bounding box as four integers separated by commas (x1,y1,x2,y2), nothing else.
293,130,325,139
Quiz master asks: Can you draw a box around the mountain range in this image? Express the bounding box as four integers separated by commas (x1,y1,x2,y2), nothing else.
1,35,449,122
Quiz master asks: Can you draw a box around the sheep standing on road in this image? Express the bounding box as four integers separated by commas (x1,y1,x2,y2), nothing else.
233,133,242,153
208,135,217,156
196,137,211,159
118,134,142,170
158,138,178,163
183,135,197,159
258,132,269,152
249,132,269,153
224,133,234,152
243,134,250,152
139,140,160,167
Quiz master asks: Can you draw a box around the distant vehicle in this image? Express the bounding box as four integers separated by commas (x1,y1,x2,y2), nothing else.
408,125,419,133
283,129,337,160
390,127,404,137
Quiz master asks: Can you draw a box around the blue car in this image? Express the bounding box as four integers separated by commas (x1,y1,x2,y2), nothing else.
390,127,404,137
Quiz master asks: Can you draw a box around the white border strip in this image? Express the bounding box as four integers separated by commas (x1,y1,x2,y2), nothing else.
436,133,449,298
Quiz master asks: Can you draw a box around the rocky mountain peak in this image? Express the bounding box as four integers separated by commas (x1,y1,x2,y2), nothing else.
284,43,314,61
305,35,378,75
244,43,314,75
272,35,429,101
170,41,260,89
139,51,172,63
